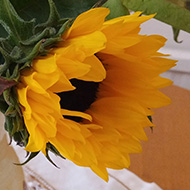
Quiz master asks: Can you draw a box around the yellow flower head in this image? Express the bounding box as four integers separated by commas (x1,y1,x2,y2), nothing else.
17,8,176,181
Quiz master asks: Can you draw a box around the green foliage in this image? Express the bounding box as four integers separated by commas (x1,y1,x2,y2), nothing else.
122,0,190,40
167,0,190,9
10,0,50,23
10,0,99,22
103,0,129,19
0,0,34,45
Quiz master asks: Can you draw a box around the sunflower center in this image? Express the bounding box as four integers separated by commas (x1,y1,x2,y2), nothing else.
57,79,99,122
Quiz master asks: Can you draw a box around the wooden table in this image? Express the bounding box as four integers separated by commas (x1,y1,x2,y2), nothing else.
129,85,190,190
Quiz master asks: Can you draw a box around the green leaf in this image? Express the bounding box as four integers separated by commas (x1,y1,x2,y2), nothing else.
0,0,35,45
53,0,100,17
10,0,99,23
122,0,190,33
168,0,186,7
10,0,50,23
103,0,130,19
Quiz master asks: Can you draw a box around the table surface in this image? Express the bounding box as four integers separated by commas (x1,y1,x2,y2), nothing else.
129,85,190,190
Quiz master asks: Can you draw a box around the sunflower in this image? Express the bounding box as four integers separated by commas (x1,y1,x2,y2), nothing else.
16,7,176,181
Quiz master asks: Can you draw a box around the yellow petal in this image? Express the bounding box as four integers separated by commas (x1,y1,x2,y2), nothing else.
118,134,142,154
50,133,75,159
27,90,62,116
65,31,106,57
74,140,98,165
125,35,167,58
102,12,154,38
150,76,173,89
103,11,142,26
53,45,85,62
65,7,109,38
33,71,60,90
32,112,57,138
90,163,108,182
61,109,92,121
24,118,46,152
32,54,57,74
100,35,142,54
48,71,75,93
17,87,32,120
21,72,47,94
78,55,106,82
56,56,91,79
57,119,86,143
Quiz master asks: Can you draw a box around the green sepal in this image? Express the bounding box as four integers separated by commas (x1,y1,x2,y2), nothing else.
10,46,22,61
44,143,66,168
3,87,18,107
17,40,42,64
4,114,23,136
39,37,62,53
4,105,17,117
46,142,66,160
15,151,40,166
0,95,8,113
12,114,24,134
148,115,154,132
21,27,56,46
148,115,152,123
172,26,182,43
45,148,60,168
3,88,11,105
9,64,20,81
13,129,29,146
0,52,4,64
56,19,72,36
4,116,13,134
